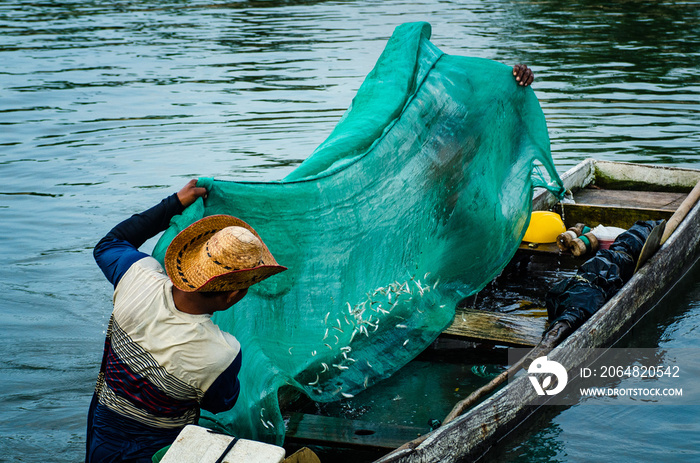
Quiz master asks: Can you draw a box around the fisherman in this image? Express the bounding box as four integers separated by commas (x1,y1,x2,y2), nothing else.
84,60,532,461
86,180,286,462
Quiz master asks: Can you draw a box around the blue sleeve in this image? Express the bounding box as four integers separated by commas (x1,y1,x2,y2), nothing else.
93,240,150,288
94,193,184,288
200,351,242,414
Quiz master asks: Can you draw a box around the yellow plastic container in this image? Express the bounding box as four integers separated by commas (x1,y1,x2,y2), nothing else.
523,211,566,243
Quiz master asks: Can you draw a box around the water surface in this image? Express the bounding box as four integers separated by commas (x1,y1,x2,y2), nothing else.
1,1,698,461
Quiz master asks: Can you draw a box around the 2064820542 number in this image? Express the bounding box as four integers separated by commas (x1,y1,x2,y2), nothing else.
599,365,680,378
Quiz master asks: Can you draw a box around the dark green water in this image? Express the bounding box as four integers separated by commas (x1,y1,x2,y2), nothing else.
1,1,698,461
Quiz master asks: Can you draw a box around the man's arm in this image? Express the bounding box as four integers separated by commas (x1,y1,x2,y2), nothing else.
199,352,242,414
93,180,207,287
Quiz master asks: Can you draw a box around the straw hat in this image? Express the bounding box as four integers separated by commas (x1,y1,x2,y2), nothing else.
164,215,286,292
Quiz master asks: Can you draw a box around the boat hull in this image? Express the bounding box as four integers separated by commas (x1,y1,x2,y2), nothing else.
376,159,700,462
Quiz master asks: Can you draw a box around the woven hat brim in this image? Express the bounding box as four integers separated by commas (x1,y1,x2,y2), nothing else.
195,264,287,292
165,215,286,292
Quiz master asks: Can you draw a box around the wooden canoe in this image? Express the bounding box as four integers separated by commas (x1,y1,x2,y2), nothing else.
283,159,700,463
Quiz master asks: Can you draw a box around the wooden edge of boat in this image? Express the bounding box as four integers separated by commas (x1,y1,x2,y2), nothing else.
374,159,700,463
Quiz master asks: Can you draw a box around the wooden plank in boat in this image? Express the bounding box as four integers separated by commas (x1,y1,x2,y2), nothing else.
284,413,425,452
561,203,674,229
573,188,686,210
561,188,681,229
517,242,561,255
442,309,546,347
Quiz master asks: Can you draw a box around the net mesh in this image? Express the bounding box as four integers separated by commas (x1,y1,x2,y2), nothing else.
153,21,563,444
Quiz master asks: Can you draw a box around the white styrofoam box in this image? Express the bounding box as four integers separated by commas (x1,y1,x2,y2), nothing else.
160,425,285,463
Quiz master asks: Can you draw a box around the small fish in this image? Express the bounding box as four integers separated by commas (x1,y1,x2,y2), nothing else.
261,419,271,429
424,272,431,280
334,334,340,345
396,324,408,329
332,326,344,333
333,363,349,370
308,374,320,386
321,363,329,372
288,347,293,355
341,392,354,398
341,346,352,353
346,302,352,313
266,421,275,429
311,350,317,357
324,343,333,350
364,375,369,388
366,360,373,368
403,339,410,346
322,328,329,340
349,328,358,343
414,280,424,295
324,312,330,324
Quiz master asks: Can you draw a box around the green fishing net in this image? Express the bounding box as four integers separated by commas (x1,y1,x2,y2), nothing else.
153,22,564,444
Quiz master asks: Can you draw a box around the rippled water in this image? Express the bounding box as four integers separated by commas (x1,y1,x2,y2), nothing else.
1,1,698,461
